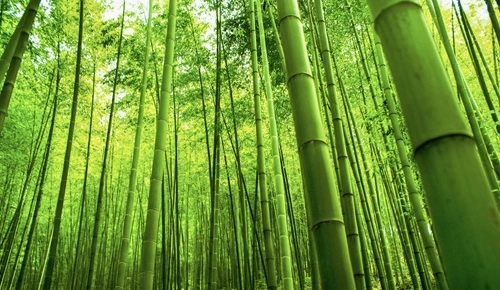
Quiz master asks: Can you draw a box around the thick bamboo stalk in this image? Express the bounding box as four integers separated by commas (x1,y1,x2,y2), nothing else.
276,0,355,288
374,33,449,290
312,2,365,288
366,0,500,287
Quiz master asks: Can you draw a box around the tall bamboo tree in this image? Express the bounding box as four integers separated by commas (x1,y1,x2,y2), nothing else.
42,0,85,287
138,0,177,287
14,52,60,290
365,0,500,288
426,0,500,191
72,63,96,290
276,0,355,288
248,0,278,288
255,0,294,288
312,1,366,288
374,34,449,290
115,0,153,288
86,1,125,289
207,4,222,289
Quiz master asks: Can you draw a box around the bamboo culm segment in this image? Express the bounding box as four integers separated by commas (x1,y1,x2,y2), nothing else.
277,0,355,288
366,0,500,288
255,0,294,288
248,0,278,287
115,0,153,288
138,0,177,288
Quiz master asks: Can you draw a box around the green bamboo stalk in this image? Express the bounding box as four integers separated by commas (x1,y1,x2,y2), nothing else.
248,0,278,288
0,0,41,133
340,20,400,287
138,0,177,287
207,4,222,289
86,2,125,288
115,0,153,288
312,1,365,288
173,92,181,290
14,56,60,290
42,0,84,287
0,0,4,30
428,0,500,202
342,124,373,290
483,0,500,45
338,61,391,290
457,6,500,107
374,154,421,289
306,3,342,199
0,59,53,289
279,149,306,290
221,138,243,290
255,0,294,288
457,5,500,135
0,0,36,85
71,63,95,290
374,34,449,290
366,0,500,287
265,0,286,74
276,0,355,288
220,25,252,289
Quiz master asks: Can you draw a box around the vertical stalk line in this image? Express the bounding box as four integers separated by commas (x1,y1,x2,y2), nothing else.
220,33,248,289
138,0,177,287
312,0,365,288
276,0,355,288
342,124,372,290
375,155,420,289
334,53,390,289
248,0,278,287
71,64,95,290
308,16,341,192
278,146,305,290
221,135,243,290
42,0,84,287
186,14,215,284
161,173,168,289
221,101,254,290
306,23,329,290
13,58,60,290
0,0,4,31
0,61,52,288
255,0,294,288
173,85,180,290
219,16,255,285
186,8,212,193
86,2,125,288
0,4,26,85
345,11,402,289
484,0,500,45
114,0,153,287
207,3,222,289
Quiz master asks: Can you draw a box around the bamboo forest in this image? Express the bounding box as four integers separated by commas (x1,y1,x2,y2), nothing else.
1,0,500,289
